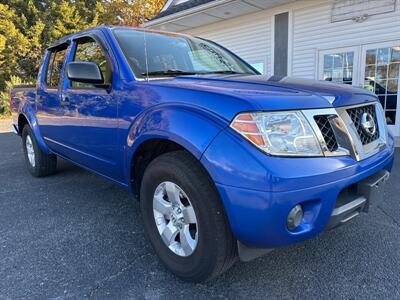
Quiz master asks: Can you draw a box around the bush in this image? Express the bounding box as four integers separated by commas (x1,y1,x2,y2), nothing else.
0,92,10,116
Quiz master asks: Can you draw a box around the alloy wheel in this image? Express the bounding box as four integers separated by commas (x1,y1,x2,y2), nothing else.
152,181,198,257
25,135,36,167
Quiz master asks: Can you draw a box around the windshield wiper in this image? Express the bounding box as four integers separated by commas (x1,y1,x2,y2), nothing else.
142,69,249,77
142,70,198,77
205,70,246,74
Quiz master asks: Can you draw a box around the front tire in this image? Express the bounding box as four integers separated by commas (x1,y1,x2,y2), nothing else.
140,151,237,282
22,125,57,177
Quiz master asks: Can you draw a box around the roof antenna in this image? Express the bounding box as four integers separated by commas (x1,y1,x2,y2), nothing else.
143,25,149,82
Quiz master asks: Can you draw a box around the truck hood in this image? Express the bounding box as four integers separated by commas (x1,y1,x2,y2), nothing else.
148,75,378,121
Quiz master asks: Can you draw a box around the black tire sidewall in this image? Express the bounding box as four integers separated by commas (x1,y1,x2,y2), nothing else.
140,153,226,281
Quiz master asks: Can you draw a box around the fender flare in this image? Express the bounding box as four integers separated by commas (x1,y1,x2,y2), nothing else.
124,103,228,183
19,103,52,155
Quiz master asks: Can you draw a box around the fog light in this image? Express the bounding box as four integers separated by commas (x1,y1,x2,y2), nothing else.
287,205,303,231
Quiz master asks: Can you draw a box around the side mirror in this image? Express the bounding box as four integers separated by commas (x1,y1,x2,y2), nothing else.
66,61,104,84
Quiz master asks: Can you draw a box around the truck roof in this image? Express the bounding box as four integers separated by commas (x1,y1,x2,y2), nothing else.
48,26,112,49
47,26,193,50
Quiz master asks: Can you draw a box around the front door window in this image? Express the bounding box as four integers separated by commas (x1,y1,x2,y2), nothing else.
72,37,112,88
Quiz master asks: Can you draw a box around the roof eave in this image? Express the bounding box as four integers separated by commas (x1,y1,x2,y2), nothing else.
159,0,175,13
143,0,231,27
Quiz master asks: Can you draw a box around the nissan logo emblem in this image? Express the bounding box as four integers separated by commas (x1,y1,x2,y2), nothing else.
361,112,376,136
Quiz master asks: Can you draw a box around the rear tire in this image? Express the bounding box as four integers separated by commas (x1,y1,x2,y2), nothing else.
140,150,237,282
22,125,57,177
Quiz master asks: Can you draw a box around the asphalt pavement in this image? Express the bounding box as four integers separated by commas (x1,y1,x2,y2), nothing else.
0,132,399,299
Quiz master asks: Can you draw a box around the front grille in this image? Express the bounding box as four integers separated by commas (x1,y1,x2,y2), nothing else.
346,105,379,145
314,115,339,152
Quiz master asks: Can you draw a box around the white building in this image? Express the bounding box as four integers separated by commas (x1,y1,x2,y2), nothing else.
144,0,400,137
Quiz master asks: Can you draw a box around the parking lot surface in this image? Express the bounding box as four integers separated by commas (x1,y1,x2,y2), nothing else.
0,132,399,299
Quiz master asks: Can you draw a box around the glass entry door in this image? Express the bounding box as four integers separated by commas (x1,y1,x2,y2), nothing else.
319,43,400,136
360,42,400,136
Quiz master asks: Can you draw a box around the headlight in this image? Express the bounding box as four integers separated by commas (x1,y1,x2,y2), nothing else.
230,111,323,156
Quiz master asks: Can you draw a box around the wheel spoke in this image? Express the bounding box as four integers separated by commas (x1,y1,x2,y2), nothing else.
180,225,196,255
153,195,172,216
182,206,197,224
161,221,179,246
165,182,181,205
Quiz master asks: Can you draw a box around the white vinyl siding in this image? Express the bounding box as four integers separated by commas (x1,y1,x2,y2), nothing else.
291,0,400,79
153,0,400,79
183,12,272,74
154,0,400,135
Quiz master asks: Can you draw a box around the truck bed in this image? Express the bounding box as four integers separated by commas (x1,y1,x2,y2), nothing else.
10,85,37,133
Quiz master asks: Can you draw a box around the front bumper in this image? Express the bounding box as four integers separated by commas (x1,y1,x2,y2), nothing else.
326,169,390,230
201,127,395,249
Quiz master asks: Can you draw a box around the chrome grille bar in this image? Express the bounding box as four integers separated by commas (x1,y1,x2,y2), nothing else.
302,102,388,161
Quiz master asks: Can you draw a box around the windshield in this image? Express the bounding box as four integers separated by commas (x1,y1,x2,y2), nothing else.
113,29,258,78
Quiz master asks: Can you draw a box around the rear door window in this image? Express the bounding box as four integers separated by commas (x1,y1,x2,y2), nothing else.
45,47,67,88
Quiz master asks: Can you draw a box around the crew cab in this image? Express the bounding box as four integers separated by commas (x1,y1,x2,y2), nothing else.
10,26,395,282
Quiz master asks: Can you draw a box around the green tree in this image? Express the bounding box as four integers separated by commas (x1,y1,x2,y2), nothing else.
49,0,100,40
99,0,166,26
0,3,31,91
0,0,166,115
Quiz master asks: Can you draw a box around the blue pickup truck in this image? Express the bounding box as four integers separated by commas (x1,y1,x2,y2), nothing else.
10,26,395,282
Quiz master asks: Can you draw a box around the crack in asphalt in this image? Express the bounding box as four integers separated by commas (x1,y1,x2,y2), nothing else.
85,253,152,299
378,205,400,228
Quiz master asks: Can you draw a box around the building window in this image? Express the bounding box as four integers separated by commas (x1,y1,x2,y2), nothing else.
250,62,265,75
363,46,400,125
323,51,354,85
